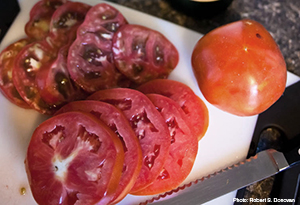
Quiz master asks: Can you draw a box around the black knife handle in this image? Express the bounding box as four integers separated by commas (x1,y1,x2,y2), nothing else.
283,138,300,167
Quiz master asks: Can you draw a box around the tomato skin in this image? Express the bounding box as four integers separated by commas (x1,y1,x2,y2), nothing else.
191,19,287,116
25,111,124,205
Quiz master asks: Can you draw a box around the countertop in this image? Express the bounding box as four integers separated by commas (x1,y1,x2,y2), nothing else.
106,0,300,204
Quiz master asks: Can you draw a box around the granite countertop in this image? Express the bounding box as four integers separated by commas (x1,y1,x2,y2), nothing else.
106,0,299,204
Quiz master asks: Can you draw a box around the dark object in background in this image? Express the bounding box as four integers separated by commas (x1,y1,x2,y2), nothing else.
166,0,234,18
0,0,20,43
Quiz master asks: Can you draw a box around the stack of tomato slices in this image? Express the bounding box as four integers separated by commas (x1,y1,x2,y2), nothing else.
0,0,179,115
25,79,209,205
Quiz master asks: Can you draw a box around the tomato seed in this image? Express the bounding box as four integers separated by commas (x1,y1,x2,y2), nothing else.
20,187,26,195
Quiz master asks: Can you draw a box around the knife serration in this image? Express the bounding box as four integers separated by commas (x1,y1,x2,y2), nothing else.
141,149,290,205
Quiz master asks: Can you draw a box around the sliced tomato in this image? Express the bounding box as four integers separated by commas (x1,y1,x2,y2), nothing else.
112,24,179,84
48,1,91,48
25,111,124,205
36,45,87,106
67,33,130,93
132,94,198,195
0,38,32,108
55,100,143,203
88,88,171,192
12,40,59,114
77,3,128,39
67,3,130,93
25,0,66,40
138,79,209,141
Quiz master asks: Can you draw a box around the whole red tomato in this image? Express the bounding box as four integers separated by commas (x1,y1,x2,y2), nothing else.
191,19,287,116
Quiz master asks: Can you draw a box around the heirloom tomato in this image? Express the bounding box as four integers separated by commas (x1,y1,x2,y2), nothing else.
137,79,209,141
25,111,124,205
88,88,171,192
55,100,143,203
132,94,198,195
191,19,287,116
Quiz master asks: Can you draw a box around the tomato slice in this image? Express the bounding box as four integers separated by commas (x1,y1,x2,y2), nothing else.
48,1,91,48
67,33,130,93
77,3,128,38
138,79,209,141
55,100,143,203
132,94,198,195
25,111,124,205
67,3,130,93
88,88,171,192
12,40,59,114
36,45,87,106
25,0,66,40
0,38,32,108
112,24,179,84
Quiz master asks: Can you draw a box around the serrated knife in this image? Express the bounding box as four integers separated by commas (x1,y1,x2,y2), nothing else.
142,145,300,205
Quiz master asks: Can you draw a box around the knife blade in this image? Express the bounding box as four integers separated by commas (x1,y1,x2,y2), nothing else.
142,145,300,205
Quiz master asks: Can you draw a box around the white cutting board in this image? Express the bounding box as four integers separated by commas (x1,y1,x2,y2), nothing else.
0,0,299,204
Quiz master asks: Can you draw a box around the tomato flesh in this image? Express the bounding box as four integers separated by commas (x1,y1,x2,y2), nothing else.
138,79,209,141
77,3,128,38
67,33,129,93
67,3,130,93
0,38,32,108
48,1,91,48
13,40,58,114
26,111,124,205
55,100,143,203
88,88,171,192
132,94,198,195
112,24,179,84
25,0,66,40
191,19,287,116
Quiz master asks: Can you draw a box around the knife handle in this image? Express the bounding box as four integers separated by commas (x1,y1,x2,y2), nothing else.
283,140,300,167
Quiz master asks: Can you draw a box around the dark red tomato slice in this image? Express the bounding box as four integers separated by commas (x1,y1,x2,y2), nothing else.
67,3,130,93
87,88,171,192
48,1,91,48
25,0,66,40
36,45,87,106
12,40,59,114
25,111,124,205
77,3,128,39
0,38,32,108
132,94,198,195
55,100,143,203
67,33,131,93
138,79,209,141
112,24,179,84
